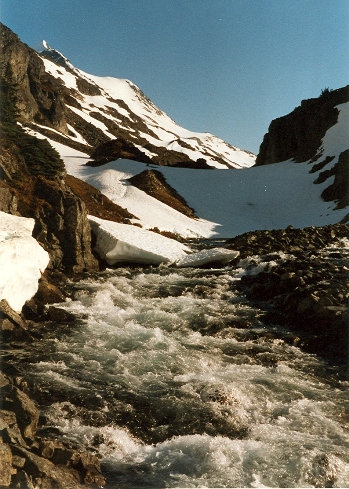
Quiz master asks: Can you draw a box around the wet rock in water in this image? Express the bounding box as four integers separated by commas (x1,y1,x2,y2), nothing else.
0,372,106,488
46,306,76,323
0,441,15,486
1,378,39,443
0,300,31,342
0,300,27,331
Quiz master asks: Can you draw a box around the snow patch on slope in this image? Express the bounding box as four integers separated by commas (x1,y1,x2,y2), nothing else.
0,212,50,311
50,134,348,239
319,102,349,159
45,139,216,238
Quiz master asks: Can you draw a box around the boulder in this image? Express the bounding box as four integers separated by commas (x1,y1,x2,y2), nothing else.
0,373,106,487
1,382,39,442
0,441,15,486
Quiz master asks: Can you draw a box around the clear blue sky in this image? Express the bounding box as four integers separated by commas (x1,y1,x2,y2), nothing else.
1,0,348,154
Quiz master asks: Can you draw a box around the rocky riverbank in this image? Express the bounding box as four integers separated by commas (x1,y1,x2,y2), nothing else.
227,223,348,364
0,285,106,488
0,370,105,488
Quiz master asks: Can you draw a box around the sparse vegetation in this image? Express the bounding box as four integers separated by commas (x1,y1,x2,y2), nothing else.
320,87,332,98
0,79,65,179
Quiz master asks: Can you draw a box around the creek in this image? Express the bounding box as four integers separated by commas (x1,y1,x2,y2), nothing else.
7,243,349,488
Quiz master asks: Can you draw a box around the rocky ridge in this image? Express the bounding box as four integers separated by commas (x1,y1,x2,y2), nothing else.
128,169,198,218
256,86,349,210
0,23,255,170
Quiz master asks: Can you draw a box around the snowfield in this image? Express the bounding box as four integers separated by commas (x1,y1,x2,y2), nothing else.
54,149,347,239
51,101,348,238
0,212,50,311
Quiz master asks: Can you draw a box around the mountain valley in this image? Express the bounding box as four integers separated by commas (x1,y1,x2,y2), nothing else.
0,23,348,489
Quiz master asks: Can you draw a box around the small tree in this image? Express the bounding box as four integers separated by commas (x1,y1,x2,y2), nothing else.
320,87,332,98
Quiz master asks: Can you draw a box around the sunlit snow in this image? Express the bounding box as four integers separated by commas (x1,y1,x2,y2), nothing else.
89,216,190,265
0,212,50,311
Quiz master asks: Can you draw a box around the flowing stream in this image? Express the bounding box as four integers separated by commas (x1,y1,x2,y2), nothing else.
8,245,349,488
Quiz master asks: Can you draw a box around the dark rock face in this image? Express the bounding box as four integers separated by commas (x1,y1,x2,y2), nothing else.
0,371,105,488
256,85,349,165
0,23,68,133
31,177,98,272
0,161,99,273
90,137,152,165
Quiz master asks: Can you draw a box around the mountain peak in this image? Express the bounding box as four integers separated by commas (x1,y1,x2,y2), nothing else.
37,40,73,70
42,39,51,50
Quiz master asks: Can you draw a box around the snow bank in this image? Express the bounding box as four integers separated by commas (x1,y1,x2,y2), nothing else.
0,212,50,311
89,216,190,265
89,215,241,268
176,248,240,268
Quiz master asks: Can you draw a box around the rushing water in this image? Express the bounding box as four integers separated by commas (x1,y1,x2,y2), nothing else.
8,246,349,488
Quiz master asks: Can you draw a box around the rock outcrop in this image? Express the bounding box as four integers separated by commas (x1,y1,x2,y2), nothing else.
0,23,68,134
128,169,198,218
320,149,349,209
0,166,98,274
0,370,105,488
256,86,349,165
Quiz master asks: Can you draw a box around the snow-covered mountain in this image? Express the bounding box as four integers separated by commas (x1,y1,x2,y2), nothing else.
34,40,255,169
39,89,347,241
1,23,348,269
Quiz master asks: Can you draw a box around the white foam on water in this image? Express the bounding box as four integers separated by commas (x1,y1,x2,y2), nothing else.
23,258,349,487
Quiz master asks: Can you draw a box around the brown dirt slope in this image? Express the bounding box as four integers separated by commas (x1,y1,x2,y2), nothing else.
128,169,198,218
65,174,137,223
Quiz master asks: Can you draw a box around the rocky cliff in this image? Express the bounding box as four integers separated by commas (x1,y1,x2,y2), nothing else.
256,86,349,165
256,86,349,210
0,27,98,274
0,134,98,274
0,24,68,134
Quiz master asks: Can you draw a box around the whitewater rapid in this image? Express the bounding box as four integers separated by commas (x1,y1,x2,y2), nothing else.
10,250,349,488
